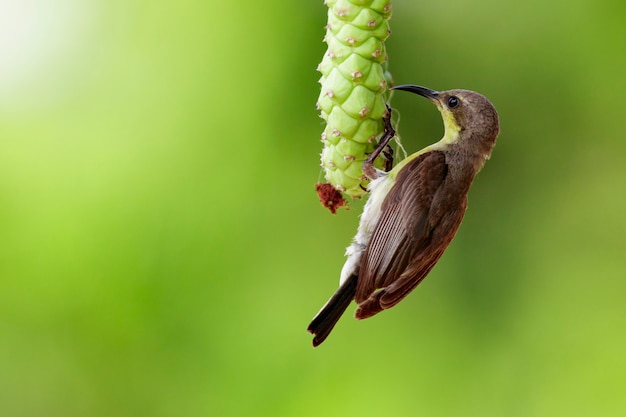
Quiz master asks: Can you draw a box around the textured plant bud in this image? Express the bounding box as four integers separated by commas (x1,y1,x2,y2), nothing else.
317,0,393,201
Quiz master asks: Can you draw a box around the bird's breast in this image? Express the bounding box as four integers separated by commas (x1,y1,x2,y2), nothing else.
354,174,389,238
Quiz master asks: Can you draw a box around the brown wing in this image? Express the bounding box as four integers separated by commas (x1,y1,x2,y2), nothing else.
354,150,467,319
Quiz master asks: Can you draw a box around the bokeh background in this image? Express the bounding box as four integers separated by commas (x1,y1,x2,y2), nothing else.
1,1,625,416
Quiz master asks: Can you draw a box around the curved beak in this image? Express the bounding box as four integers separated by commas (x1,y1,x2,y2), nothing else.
392,84,439,101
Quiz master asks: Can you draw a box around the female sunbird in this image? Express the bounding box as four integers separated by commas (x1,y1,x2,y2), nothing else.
308,85,500,347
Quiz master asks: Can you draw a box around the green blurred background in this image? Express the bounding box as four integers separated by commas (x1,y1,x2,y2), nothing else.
1,1,625,416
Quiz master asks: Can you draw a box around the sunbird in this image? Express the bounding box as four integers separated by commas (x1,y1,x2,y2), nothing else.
308,85,500,347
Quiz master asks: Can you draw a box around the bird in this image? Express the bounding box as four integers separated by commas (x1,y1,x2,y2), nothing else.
307,85,500,347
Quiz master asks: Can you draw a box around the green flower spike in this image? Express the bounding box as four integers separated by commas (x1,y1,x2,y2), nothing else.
317,0,393,207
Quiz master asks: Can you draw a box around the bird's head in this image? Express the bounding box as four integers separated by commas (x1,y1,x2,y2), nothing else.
392,85,500,157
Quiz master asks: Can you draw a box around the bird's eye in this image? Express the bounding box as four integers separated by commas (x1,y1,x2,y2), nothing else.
447,96,459,108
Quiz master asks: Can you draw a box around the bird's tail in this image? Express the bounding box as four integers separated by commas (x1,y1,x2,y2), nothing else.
307,274,357,347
